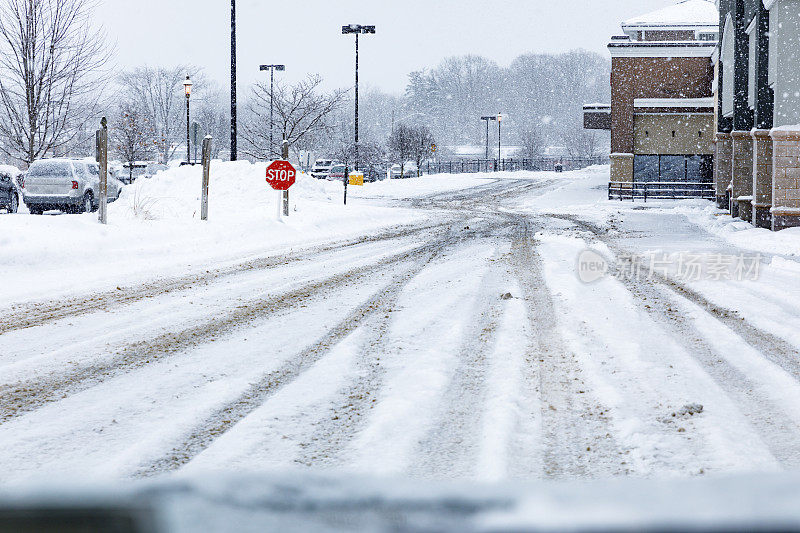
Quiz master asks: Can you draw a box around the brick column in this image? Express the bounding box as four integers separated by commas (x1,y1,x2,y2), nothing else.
714,132,732,209
770,128,800,231
731,130,754,221
751,130,773,229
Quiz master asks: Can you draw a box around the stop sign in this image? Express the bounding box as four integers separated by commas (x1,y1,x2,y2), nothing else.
266,160,296,191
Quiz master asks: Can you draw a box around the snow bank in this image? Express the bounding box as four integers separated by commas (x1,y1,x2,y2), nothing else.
110,160,335,221
0,161,425,303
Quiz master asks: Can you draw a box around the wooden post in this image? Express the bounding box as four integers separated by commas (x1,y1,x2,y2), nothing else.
98,117,108,224
200,136,212,220
281,140,289,216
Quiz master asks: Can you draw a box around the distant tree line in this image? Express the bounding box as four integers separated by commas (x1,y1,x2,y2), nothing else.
0,0,608,169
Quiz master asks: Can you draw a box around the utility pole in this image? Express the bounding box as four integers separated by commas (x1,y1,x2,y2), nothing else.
342,24,375,172
481,115,498,164
497,113,503,170
230,0,237,161
260,64,286,159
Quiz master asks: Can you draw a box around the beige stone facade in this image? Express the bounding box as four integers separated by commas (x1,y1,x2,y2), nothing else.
731,131,753,221
770,128,800,230
610,153,634,183
714,132,732,208
633,114,715,155
751,130,773,228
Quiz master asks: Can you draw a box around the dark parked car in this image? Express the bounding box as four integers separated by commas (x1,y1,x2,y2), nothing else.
363,164,387,183
0,166,21,213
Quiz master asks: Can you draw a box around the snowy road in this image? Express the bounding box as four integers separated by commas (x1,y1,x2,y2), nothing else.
3,168,800,484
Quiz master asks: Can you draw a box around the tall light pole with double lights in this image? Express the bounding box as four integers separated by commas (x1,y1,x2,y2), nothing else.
230,0,237,161
497,113,503,168
183,75,193,164
260,64,285,159
341,24,375,171
480,115,497,160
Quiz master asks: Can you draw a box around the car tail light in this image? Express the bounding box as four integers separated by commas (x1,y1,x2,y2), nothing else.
71,181,79,190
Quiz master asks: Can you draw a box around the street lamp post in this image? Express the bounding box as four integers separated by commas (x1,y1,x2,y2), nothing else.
231,0,237,161
497,113,503,171
480,115,498,162
342,24,375,172
183,76,193,165
260,64,286,159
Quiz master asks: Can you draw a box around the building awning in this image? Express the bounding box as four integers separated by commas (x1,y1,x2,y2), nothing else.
634,97,714,108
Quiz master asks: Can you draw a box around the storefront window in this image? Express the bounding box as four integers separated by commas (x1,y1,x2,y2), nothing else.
634,155,713,182
633,155,659,181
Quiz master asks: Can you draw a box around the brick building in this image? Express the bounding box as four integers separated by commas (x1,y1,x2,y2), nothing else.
716,0,800,230
586,1,719,186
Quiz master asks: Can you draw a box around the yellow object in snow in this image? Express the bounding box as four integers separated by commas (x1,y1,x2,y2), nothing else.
348,172,364,186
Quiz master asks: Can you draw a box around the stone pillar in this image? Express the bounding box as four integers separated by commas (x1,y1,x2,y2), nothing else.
714,132,733,209
770,128,800,231
610,153,633,184
751,130,773,229
731,131,754,221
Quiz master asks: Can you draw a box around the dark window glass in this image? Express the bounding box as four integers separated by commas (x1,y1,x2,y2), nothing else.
634,155,659,182
660,156,685,181
28,161,72,178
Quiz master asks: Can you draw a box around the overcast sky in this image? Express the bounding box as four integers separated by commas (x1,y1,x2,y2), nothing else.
96,0,678,95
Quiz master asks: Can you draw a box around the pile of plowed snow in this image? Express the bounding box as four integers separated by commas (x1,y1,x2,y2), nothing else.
111,160,339,221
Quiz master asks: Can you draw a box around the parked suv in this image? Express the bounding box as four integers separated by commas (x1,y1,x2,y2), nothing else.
0,166,20,213
311,159,338,179
22,159,123,215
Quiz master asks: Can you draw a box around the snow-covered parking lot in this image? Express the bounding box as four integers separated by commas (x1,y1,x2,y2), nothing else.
3,162,800,526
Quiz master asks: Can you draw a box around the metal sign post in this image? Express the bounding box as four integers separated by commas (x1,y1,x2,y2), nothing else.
200,136,212,221
343,165,349,205
97,117,108,225
266,155,296,220
282,140,290,216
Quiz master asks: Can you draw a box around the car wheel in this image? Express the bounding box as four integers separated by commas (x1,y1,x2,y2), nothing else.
9,193,18,213
29,207,42,215
81,192,93,214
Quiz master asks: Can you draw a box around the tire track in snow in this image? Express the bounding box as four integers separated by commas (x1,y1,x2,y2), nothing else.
0,221,445,335
508,215,629,479
556,214,800,469
132,225,497,476
556,215,800,383
0,229,470,427
407,242,510,478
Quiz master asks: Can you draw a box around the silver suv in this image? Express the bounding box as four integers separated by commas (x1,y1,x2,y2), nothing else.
22,159,122,215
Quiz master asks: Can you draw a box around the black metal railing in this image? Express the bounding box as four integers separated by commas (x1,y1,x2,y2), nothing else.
608,181,715,202
421,156,608,176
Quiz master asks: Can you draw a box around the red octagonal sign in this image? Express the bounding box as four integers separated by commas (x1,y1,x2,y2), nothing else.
266,160,297,191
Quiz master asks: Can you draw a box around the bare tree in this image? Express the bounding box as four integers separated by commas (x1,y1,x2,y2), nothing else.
520,127,545,158
410,125,435,174
118,66,209,164
0,0,110,165
112,103,155,182
242,74,347,160
194,91,229,159
387,124,415,178
561,123,600,158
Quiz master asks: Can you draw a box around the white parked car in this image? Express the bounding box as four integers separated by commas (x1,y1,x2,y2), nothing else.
22,158,124,215
389,162,419,179
120,161,168,184
310,159,339,179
